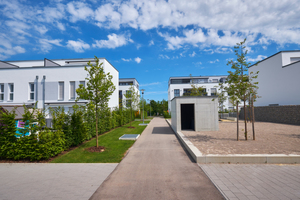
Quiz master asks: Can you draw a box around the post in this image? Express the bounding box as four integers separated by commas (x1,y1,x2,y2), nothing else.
148,99,151,117
43,75,46,110
36,76,39,108
142,90,144,124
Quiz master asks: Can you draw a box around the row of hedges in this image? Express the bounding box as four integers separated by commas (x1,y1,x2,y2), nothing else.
0,105,135,161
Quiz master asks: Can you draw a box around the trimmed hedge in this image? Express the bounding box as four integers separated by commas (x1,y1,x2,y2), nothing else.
0,105,135,161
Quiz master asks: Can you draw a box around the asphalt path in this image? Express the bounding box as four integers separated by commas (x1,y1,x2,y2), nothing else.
90,117,224,200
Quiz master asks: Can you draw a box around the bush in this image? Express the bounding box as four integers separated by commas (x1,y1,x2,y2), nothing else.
163,111,171,118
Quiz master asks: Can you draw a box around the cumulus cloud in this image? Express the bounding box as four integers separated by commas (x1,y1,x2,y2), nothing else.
92,33,133,49
122,58,132,62
134,57,142,63
247,55,267,62
209,59,219,64
39,39,63,52
189,51,196,57
0,45,26,60
67,39,90,53
67,2,93,22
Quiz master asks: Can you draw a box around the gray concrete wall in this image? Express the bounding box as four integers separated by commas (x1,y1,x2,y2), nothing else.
171,96,219,132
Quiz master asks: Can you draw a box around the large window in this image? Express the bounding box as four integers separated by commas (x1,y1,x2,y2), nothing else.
119,82,133,85
211,88,217,96
79,81,85,87
8,83,13,101
58,82,64,100
70,81,75,100
29,83,34,100
174,89,180,97
0,84,4,101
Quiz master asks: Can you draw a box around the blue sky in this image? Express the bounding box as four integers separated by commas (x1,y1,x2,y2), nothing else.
1,0,300,101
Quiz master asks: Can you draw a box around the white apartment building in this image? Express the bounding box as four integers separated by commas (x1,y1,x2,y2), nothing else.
0,58,119,117
249,50,300,106
168,76,233,112
119,78,140,109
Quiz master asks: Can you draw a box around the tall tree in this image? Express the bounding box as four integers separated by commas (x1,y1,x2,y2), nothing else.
124,85,140,127
76,56,115,147
224,39,251,140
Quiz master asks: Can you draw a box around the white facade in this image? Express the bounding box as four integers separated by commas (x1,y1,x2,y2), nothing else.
168,76,233,112
119,78,140,109
0,58,119,117
249,51,300,106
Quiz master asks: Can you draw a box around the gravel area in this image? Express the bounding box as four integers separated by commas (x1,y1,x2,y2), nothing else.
182,121,300,155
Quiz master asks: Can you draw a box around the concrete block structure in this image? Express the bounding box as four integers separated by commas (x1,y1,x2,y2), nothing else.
249,50,300,106
171,96,219,133
0,58,119,118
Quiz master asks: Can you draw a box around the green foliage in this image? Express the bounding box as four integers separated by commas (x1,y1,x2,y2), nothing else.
124,85,140,127
163,111,171,118
76,56,116,147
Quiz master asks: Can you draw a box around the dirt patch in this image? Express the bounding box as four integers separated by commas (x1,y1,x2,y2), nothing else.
127,126,136,129
182,121,300,155
86,146,105,153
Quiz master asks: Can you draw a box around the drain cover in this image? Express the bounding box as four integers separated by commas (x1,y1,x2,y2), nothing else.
119,134,140,140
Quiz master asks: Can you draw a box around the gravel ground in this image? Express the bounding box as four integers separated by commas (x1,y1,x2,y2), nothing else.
182,121,300,155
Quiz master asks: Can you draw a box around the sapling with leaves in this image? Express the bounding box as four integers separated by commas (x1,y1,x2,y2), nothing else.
76,56,115,148
124,85,140,128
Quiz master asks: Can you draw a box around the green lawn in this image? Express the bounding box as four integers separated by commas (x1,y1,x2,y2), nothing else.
51,121,147,163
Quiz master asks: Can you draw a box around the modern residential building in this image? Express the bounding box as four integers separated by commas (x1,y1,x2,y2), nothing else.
0,58,119,118
168,75,233,112
119,78,140,109
249,50,300,106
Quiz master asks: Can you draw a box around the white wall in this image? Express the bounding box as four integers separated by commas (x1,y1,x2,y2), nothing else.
249,52,300,106
0,59,119,115
119,78,140,110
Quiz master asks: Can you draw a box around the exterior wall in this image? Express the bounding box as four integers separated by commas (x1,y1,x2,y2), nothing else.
0,58,119,117
168,76,232,112
171,96,219,132
239,105,300,125
249,51,300,106
119,78,140,109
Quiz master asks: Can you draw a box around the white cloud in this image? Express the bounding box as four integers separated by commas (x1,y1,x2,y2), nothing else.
135,57,142,63
35,25,48,35
122,58,132,62
94,3,121,29
149,40,154,46
92,33,133,49
39,38,62,52
56,22,66,31
209,59,219,64
189,51,196,57
67,2,93,22
0,45,26,60
159,54,170,59
247,55,267,62
66,39,90,53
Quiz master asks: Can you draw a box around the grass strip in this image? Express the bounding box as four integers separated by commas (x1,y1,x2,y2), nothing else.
51,121,147,163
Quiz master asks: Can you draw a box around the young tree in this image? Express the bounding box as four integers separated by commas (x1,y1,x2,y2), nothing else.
247,71,259,140
76,56,116,148
185,75,207,96
224,39,251,140
124,85,140,127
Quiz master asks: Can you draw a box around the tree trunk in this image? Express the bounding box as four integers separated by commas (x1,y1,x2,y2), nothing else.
236,101,239,141
95,106,98,147
252,97,255,140
244,97,247,140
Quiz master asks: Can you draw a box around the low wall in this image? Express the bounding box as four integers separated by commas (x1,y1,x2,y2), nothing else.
240,105,300,125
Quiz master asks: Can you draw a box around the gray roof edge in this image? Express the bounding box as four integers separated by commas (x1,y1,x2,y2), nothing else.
282,59,300,68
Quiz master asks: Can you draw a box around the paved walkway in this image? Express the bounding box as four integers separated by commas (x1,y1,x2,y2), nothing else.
200,164,300,200
90,117,224,200
0,163,117,200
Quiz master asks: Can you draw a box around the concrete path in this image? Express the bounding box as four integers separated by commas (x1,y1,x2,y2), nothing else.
0,163,117,200
200,164,300,200
90,117,224,200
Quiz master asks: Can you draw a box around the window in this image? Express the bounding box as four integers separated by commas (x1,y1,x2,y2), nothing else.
0,84,4,101
79,81,85,88
212,79,218,83
126,90,132,98
29,83,34,100
126,99,132,107
174,89,180,97
70,81,75,100
211,88,217,96
58,82,64,100
8,83,13,101
183,88,192,96
119,82,133,85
